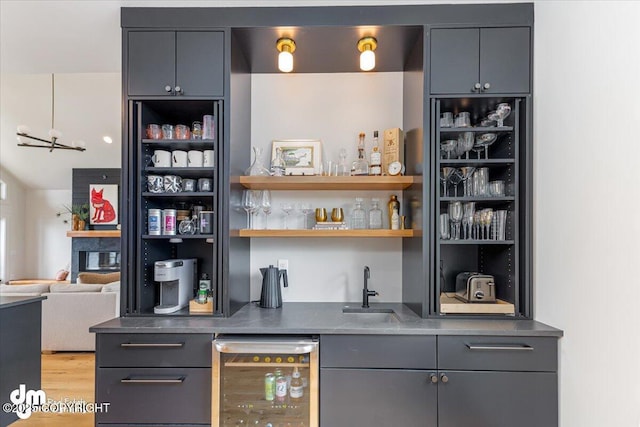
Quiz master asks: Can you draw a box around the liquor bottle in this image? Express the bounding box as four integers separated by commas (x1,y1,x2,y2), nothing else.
368,198,383,229
351,132,369,176
369,131,382,176
391,207,400,230
351,198,366,229
289,367,304,399
387,195,400,229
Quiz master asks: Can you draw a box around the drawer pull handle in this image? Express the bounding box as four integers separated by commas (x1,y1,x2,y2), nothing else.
120,376,185,384
466,344,534,351
120,343,184,348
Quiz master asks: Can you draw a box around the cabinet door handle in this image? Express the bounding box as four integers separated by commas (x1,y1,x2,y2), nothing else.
164,85,173,93
120,342,184,348
472,82,481,92
174,85,183,94
466,344,534,351
440,374,449,383
120,376,185,384
429,373,438,384
483,82,491,91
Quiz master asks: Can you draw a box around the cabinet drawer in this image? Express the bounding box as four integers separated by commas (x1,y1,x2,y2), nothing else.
95,367,210,424
438,336,557,372
96,333,213,367
320,335,436,369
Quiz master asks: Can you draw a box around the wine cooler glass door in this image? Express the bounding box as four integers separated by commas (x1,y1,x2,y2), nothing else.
213,337,319,427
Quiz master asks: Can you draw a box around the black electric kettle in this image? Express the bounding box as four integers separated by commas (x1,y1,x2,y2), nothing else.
259,265,288,308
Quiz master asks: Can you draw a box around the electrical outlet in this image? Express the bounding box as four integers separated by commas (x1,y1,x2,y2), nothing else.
278,259,289,272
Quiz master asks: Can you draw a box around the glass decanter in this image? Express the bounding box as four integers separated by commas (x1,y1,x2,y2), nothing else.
245,146,271,176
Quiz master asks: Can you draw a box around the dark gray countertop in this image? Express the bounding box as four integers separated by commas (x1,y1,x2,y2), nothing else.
90,302,563,337
0,295,46,309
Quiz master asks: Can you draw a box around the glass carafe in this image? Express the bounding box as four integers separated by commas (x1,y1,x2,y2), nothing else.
351,197,366,229
245,146,271,176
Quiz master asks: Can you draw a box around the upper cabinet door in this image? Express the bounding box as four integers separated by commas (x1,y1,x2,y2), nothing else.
176,31,224,97
430,28,480,95
128,31,176,96
430,27,531,95
480,27,530,94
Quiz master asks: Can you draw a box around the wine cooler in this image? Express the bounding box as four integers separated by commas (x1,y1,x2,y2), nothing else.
213,336,319,427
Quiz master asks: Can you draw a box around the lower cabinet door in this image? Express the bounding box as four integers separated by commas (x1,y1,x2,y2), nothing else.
95,367,211,424
320,368,437,427
438,371,558,427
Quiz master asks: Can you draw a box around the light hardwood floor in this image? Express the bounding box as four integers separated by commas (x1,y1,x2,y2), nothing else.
16,352,95,427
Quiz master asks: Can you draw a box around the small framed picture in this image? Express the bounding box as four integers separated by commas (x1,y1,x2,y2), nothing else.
271,139,322,176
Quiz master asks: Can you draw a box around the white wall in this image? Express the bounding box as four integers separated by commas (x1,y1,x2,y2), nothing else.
23,190,72,279
250,73,405,302
534,2,640,427
0,166,27,281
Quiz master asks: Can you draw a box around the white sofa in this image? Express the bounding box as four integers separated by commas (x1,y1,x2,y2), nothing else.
0,282,120,351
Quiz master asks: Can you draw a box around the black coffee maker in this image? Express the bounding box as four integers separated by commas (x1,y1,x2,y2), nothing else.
259,265,288,308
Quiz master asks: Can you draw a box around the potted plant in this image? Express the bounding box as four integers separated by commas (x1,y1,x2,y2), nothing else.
58,203,90,230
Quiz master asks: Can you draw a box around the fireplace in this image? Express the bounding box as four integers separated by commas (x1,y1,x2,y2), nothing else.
71,237,120,282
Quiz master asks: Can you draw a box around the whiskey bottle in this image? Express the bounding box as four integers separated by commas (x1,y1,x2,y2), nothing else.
387,195,400,229
351,132,369,176
369,131,382,176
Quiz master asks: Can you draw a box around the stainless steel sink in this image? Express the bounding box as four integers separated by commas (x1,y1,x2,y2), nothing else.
342,306,399,322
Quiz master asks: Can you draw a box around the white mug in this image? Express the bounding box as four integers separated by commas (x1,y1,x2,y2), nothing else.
172,150,188,167
203,150,215,167
188,150,204,167
152,150,171,167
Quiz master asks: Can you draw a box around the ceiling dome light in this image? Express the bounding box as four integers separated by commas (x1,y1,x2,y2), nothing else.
357,36,377,72
103,136,113,144
276,38,296,73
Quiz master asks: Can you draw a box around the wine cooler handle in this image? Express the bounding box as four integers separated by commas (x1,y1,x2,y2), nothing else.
215,339,317,355
120,376,185,384
120,342,184,348
466,344,534,351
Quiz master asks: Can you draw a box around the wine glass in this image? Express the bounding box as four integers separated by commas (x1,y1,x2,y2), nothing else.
462,202,475,240
473,211,482,239
261,190,272,229
475,133,497,159
299,203,313,229
457,132,475,159
459,166,476,197
481,208,494,240
495,103,512,127
448,201,463,240
281,202,294,229
440,140,457,159
250,190,262,229
449,169,463,198
241,190,256,229
440,167,455,197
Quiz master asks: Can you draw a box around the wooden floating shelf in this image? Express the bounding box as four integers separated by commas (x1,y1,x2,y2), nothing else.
236,175,415,190
439,293,515,315
66,230,121,238
236,229,414,238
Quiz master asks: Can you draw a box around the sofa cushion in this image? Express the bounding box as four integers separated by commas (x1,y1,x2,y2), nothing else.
0,283,50,294
50,283,103,293
101,281,121,293
77,272,120,284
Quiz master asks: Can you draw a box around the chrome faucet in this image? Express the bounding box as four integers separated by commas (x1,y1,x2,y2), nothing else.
362,266,378,308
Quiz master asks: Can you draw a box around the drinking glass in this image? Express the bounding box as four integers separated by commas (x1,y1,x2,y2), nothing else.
472,168,489,197
299,203,313,229
462,202,476,240
449,169,463,197
459,166,476,197
448,201,463,240
495,103,512,127
337,149,350,176
440,140,457,159
331,208,344,222
441,167,455,197
439,213,450,240
454,112,471,127
475,133,497,159
489,180,505,197
261,190,272,229
249,190,262,229
281,202,294,229
440,112,454,128
494,210,508,241
241,190,256,229
315,208,328,223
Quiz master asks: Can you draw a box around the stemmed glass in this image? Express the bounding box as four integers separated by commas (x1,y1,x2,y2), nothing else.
474,133,497,159
249,190,262,229
459,166,476,197
441,167,455,197
473,211,482,239
261,190,272,229
495,103,512,127
462,202,476,240
299,203,313,229
241,190,257,229
481,208,494,240
457,132,475,159
449,169,463,197
281,202,294,229
440,140,457,159
448,201,463,240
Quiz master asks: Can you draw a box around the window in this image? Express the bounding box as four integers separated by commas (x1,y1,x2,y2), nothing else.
0,179,5,200
0,180,6,281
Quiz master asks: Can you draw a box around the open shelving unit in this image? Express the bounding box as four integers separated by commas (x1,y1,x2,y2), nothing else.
236,229,414,238
237,175,415,191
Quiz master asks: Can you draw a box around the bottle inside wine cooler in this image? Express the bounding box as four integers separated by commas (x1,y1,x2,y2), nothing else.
290,367,304,399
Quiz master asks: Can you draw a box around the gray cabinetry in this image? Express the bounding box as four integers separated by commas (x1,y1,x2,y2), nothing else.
127,31,224,97
95,333,213,426
430,27,530,94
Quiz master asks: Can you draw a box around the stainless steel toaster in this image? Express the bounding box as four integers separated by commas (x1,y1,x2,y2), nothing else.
455,272,496,303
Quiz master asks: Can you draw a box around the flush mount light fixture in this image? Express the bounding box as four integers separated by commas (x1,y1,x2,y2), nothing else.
276,38,296,73
357,36,377,72
16,74,86,152
103,136,113,144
